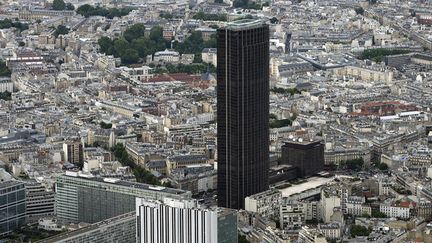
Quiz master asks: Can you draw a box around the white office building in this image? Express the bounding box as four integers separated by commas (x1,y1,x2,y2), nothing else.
202,48,217,67
153,49,180,63
0,78,12,93
119,65,154,82
136,198,227,243
379,203,410,219
245,189,282,218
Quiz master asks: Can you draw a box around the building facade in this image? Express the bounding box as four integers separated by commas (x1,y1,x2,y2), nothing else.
136,198,237,243
244,189,282,218
55,172,191,223
62,139,84,166
281,139,324,178
0,181,26,237
25,181,55,223
202,48,217,67
217,19,270,209
379,203,411,219
345,196,371,217
0,78,13,93
37,212,135,243
280,201,305,228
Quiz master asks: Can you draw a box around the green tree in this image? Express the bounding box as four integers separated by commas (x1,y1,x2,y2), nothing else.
100,121,112,129
351,225,371,237
76,4,92,15
377,163,388,171
52,0,66,10
53,25,69,37
355,6,364,15
0,61,11,77
77,4,133,19
172,31,215,57
341,158,364,171
0,19,29,32
111,143,162,185
271,87,301,95
233,0,262,9
371,210,387,218
124,23,145,42
270,17,278,24
149,26,164,42
239,234,250,243
131,37,150,57
0,91,11,101
98,36,113,54
269,119,292,128
66,3,75,10
360,48,411,62
160,12,173,19
193,11,227,21
121,49,140,64
113,37,129,56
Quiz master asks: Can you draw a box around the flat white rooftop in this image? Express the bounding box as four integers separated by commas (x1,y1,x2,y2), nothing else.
279,176,334,197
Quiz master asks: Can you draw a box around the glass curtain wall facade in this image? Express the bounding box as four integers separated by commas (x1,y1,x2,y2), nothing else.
217,19,270,209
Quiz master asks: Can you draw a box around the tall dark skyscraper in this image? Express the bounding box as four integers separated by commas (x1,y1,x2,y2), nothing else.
217,19,270,209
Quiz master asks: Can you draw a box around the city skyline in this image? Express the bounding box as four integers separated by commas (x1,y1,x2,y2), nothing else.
1,0,432,242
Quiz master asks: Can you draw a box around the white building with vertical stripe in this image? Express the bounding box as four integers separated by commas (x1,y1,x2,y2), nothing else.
136,198,218,243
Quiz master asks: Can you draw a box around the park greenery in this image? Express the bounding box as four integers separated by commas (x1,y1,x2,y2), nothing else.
392,185,412,195
271,87,301,95
98,24,169,64
350,225,371,237
233,0,263,9
371,210,387,218
269,114,296,128
76,4,133,18
270,119,292,128
172,31,216,61
52,0,74,11
360,48,412,62
0,91,11,101
160,12,173,19
112,143,170,186
98,23,216,66
339,158,364,171
270,17,278,24
0,61,11,77
354,6,364,15
152,63,216,74
192,11,227,21
5,226,63,242
376,162,388,171
53,25,69,38
0,19,29,32
100,121,112,129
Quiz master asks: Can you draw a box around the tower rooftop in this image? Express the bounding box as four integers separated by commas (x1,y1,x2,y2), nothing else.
225,19,265,30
